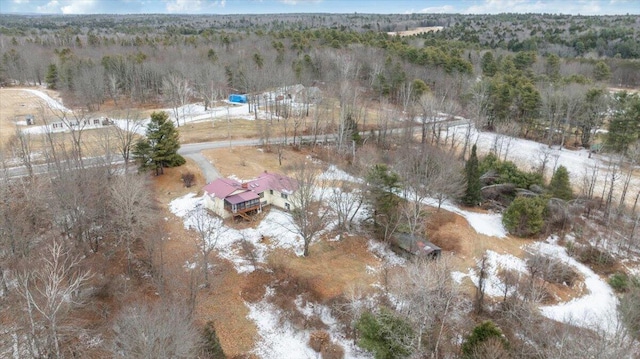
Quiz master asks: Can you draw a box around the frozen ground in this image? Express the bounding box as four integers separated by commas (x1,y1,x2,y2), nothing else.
453,236,620,335
247,288,373,359
535,236,619,334
448,122,640,206
170,193,304,273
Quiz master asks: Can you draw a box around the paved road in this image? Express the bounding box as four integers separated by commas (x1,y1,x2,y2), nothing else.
2,122,467,179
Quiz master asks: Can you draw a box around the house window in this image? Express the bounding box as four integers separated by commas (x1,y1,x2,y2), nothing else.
259,192,264,198
285,203,290,210
281,193,288,199
270,190,273,195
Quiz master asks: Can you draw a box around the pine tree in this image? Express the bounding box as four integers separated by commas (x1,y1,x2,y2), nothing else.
461,321,509,357
356,308,414,359
549,165,573,200
463,145,482,206
481,52,497,77
606,92,640,154
134,111,185,175
46,63,59,90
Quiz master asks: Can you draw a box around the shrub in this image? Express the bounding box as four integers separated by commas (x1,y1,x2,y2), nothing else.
461,321,509,358
181,171,196,188
479,154,543,189
321,342,345,359
549,165,573,200
356,308,414,359
619,287,640,340
309,330,331,352
575,245,615,268
202,321,226,359
609,273,630,292
527,254,579,286
502,196,547,237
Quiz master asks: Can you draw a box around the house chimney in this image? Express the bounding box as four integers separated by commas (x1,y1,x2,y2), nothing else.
242,182,248,189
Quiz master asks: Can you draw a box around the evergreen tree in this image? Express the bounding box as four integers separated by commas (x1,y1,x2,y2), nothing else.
46,63,59,90
481,52,497,77
545,54,560,81
606,92,640,154
201,321,225,358
366,164,401,224
549,165,573,200
463,145,482,206
461,321,509,358
133,111,185,175
593,60,611,82
502,196,547,237
356,308,414,359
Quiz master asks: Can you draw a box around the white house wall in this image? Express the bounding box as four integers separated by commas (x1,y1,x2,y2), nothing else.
263,190,295,211
204,194,231,219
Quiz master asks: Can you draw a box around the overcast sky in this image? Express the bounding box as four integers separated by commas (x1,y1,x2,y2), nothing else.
1,0,639,15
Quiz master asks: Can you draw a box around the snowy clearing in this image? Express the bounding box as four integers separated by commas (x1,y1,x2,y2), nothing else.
534,237,619,335
247,288,373,359
454,237,620,335
449,122,640,206
169,193,304,273
22,89,69,112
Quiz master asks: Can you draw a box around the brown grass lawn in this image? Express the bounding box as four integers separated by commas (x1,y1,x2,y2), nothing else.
202,145,314,179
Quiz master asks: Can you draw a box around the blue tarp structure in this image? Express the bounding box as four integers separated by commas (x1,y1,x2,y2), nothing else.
229,94,247,103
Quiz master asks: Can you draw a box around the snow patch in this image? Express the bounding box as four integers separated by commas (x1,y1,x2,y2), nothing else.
532,239,620,334
319,165,363,183
169,194,305,273
246,290,372,359
22,89,69,111
367,239,406,266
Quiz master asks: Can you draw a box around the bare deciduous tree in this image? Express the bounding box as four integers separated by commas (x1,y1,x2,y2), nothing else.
112,110,144,172
109,173,156,274
328,180,364,233
390,255,459,356
186,206,226,287
111,301,200,358
288,161,328,257
17,239,91,359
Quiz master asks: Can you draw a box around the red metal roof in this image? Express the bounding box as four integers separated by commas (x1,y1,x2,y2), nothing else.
203,171,297,202
225,191,260,204
203,178,241,200
249,171,298,194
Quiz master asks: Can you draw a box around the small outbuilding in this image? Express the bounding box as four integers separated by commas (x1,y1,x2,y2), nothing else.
392,232,442,259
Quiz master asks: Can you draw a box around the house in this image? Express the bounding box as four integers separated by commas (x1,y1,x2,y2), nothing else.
391,232,442,259
203,171,297,220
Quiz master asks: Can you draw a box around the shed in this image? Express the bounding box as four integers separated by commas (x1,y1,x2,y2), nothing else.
392,232,441,259
229,94,247,103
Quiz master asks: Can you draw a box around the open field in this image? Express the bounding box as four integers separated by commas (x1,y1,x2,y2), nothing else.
387,26,444,36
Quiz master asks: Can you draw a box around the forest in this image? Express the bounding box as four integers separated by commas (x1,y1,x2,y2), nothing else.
1,12,640,359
